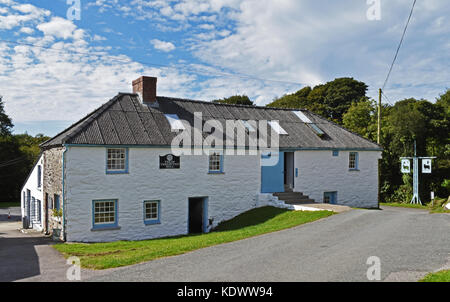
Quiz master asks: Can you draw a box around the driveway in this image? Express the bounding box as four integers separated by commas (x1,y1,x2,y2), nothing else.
0,208,105,282
84,206,450,282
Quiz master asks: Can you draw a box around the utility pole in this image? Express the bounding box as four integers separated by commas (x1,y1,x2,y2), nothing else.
377,88,382,145
377,88,382,208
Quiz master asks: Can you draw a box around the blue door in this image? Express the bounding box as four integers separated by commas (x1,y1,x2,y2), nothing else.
261,151,284,193
324,192,338,204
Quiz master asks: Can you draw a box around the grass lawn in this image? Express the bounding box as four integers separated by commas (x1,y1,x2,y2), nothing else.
420,270,450,282
0,202,20,208
381,201,450,214
53,206,333,270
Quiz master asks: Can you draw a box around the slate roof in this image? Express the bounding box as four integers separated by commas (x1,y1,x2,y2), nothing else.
40,93,382,151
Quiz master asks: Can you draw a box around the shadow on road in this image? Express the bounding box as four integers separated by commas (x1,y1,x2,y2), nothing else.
0,229,54,282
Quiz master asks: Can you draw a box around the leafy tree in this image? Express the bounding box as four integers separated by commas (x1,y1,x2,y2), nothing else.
212,95,254,106
436,89,450,115
267,86,311,109
0,96,13,136
267,78,367,124
342,97,377,140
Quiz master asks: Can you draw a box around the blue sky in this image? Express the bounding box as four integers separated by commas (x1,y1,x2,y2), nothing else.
0,0,449,136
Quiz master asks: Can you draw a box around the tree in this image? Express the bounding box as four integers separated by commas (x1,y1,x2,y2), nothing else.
342,97,377,140
267,78,367,124
267,87,311,109
0,96,13,137
212,95,254,106
436,89,450,115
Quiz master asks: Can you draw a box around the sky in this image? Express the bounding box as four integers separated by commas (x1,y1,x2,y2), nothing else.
0,0,448,136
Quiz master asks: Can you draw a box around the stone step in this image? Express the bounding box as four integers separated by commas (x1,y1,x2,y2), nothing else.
274,192,310,199
280,196,314,202
284,199,316,204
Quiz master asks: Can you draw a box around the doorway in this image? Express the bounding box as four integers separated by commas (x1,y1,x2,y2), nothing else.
284,152,295,190
188,197,208,234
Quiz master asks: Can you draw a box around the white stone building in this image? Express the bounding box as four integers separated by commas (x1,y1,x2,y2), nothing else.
21,76,382,242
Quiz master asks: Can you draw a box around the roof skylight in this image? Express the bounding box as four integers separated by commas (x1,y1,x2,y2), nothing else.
293,111,325,137
268,121,288,135
293,111,312,123
164,114,185,130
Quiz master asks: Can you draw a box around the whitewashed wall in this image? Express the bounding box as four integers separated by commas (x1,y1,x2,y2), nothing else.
294,150,382,208
21,154,44,230
64,147,261,242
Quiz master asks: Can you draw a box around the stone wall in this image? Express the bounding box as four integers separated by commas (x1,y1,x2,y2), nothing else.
43,147,64,237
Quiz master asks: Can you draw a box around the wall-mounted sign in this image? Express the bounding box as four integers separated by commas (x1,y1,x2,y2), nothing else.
401,159,411,173
160,154,180,169
422,159,432,174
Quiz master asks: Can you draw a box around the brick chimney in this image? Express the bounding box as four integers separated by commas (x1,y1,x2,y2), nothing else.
132,76,157,104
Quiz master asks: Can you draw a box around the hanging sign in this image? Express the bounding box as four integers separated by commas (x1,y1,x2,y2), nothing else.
422,159,432,174
159,154,180,169
401,159,411,173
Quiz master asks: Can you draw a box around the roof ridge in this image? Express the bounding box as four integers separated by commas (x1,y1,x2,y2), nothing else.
40,93,125,148
157,95,309,112
62,93,125,144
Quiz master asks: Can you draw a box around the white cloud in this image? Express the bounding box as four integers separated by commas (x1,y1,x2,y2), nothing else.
37,17,83,40
19,26,34,34
151,39,176,52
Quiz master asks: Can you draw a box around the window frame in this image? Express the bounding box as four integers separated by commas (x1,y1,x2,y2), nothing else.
54,194,60,210
143,200,161,225
106,148,129,174
92,199,119,230
349,152,359,171
37,165,42,188
208,151,224,174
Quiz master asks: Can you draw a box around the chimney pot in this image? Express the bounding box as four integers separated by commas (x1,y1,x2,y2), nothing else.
132,76,157,104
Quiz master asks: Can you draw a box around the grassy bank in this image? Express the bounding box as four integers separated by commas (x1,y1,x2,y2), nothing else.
420,270,450,282
0,202,20,208
54,206,333,270
381,199,450,214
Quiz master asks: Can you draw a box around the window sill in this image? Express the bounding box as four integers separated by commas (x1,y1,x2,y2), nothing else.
208,171,225,174
144,220,161,226
349,169,360,172
91,226,121,232
106,171,129,175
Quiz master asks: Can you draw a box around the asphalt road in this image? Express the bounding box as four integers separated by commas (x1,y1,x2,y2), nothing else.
85,206,450,282
1,206,449,282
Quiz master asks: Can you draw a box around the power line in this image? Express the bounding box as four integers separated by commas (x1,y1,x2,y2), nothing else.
0,157,27,168
382,0,417,91
0,39,306,87
381,91,393,105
